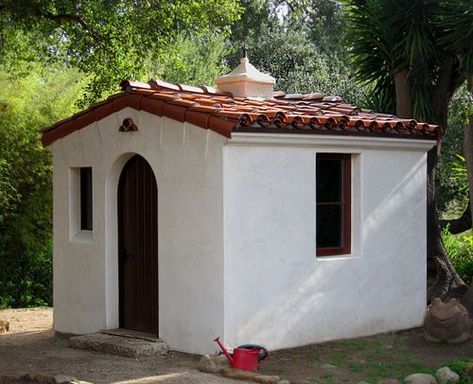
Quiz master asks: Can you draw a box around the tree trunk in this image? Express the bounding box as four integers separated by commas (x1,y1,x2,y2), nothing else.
427,147,467,300
459,76,473,314
425,58,467,300
393,68,413,118
464,77,473,233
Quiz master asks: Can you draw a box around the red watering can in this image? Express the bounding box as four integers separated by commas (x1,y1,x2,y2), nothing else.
214,336,268,372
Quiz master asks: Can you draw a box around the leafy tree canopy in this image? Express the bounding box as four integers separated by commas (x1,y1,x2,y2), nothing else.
229,0,347,57
152,32,230,86
228,0,366,104
0,0,241,103
273,0,346,55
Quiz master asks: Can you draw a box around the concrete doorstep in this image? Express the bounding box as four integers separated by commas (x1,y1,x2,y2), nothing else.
69,330,168,358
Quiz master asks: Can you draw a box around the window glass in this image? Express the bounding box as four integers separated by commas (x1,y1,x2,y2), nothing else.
316,154,351,256
80,167,93,230
316,159,342,203
317,205,342,248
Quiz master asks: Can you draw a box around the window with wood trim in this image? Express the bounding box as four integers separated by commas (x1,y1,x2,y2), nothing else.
316,154,351,256
80,167,93,231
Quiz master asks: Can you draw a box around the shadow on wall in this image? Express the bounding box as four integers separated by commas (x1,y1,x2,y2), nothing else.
235,157,426,349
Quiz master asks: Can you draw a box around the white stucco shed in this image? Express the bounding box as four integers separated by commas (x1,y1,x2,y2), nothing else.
42,59,439,354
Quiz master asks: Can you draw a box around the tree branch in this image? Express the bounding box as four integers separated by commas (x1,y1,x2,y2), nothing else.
39,10,102,42
43,12,88,29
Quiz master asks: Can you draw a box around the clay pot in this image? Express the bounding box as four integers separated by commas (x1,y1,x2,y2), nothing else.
424,297,472,344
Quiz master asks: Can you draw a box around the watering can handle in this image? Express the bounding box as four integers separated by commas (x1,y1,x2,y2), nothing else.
237,344,269,362
258,346,268,362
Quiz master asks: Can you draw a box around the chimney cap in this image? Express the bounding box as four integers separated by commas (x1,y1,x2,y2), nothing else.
216,57,275,86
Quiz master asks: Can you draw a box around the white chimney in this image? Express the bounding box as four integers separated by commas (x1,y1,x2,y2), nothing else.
216,56,275,99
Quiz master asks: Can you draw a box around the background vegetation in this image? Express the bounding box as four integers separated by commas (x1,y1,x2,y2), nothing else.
0,66,84,307
443,228,473,286
0,0,471,307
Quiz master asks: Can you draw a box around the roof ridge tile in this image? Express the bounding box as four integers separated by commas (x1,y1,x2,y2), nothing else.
148,78,180,91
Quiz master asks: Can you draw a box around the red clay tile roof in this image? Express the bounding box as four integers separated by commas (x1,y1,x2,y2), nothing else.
41,79,439,147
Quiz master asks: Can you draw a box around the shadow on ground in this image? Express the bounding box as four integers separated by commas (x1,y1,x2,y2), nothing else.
0,308,247,384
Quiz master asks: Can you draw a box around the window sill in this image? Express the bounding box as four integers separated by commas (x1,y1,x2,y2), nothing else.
70,230,93,243
315,253,361,261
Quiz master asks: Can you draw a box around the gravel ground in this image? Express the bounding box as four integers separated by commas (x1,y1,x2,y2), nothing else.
0,307,249,384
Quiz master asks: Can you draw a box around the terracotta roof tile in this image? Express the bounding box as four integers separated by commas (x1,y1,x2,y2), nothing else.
184,110,211,129
189,105,222,114
41,79,440,147
177,84,205,93
162,103,186,122
303,92,324,101
199,85,229,95
119,80,151,90
148,78,180,91
322,96,343,102
167,98,197,108
283,93,305,99
272,91,286,98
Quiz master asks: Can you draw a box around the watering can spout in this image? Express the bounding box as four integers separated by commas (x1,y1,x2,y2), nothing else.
213,336,234,365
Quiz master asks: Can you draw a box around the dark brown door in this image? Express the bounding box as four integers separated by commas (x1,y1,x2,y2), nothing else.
118,154,158,334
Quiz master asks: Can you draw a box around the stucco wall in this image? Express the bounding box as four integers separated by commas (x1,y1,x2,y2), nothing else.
51,108,225,353
223,134,431,350
52,110,433,354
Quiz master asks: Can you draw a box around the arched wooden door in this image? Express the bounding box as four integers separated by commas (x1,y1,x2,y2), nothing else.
118,154,158,334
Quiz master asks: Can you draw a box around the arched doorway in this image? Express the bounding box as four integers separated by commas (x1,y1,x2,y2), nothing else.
117,154,158,334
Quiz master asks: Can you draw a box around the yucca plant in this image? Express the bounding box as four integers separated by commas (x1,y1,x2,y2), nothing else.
344,0,473,298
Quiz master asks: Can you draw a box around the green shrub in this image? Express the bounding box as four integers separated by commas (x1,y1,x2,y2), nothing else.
0,120,53,308
443,357,473,384
442,227,473,285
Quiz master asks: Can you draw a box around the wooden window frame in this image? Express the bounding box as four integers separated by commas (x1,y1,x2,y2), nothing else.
80,167,93,231
316,154,351,256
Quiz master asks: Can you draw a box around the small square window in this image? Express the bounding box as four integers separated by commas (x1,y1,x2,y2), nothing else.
80,167,93,231
316,154,351,256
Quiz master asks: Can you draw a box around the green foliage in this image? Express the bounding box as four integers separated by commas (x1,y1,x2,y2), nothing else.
0,0,241,103
437,86,472,212
451,154,469,196
258,0,347,56
151,32,230,86
228,0,367,105
442,227,473,285
248,27,366,104
443,357,473,384
0,66,84,308
344,0,399,114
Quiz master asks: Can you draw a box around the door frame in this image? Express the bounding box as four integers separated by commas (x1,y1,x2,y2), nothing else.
103,152,159,332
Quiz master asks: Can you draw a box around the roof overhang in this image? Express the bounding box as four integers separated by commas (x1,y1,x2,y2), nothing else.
228,132,436,151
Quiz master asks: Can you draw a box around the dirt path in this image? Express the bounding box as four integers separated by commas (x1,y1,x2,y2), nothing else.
1,308,472,383
0,308,249,384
